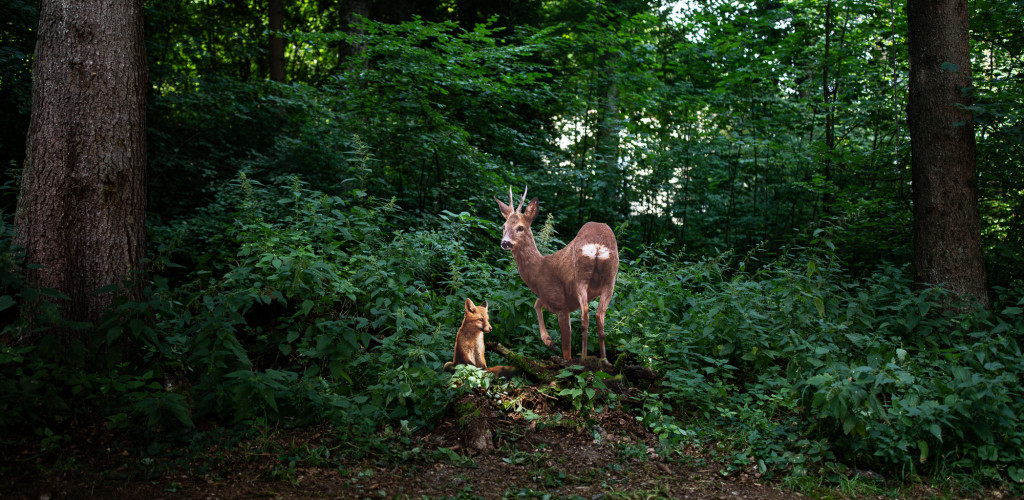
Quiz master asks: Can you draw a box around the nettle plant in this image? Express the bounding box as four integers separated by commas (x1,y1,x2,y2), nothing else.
614,236,1024,484
114,170,485,432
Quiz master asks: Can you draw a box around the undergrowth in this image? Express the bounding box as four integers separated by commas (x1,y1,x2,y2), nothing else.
615,234,1024,491
1,174,1023,496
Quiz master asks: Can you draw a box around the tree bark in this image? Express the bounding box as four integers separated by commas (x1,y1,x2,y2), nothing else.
15,0,148,332
907,0,989,306
269,0,285,82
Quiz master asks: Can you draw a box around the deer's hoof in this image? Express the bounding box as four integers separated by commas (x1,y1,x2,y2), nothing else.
540,336,559,351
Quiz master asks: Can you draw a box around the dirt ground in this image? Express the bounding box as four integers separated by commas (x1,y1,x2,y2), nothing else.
0,393,794,499
0,376,1011,499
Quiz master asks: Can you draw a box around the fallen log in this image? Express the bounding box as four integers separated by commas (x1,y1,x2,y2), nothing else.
486,342,659,387
486,341,554,383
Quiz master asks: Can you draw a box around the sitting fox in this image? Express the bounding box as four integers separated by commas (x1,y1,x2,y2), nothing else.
443,298,518,378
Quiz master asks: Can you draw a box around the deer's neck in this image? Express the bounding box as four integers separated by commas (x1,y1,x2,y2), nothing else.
511,232,546,289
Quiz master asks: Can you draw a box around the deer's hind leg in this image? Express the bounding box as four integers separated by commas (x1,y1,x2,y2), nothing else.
595,291,614,361
576,288,590,358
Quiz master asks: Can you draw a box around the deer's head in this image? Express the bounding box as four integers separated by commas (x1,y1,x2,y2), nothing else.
494,186,539,251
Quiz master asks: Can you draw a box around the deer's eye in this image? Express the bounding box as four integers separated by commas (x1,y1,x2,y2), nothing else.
517,226,524,232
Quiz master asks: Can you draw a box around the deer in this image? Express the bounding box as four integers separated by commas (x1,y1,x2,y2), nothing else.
494,186,619,361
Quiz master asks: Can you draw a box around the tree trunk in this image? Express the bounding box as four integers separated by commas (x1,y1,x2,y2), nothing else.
269,0,285,82
821,0,835,215
15,0,148,333
338,0,369,63
595,78,621,217
907,0,989,306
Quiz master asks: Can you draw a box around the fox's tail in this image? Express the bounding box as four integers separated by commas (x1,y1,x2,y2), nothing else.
442,362,520,379
485,366,521,379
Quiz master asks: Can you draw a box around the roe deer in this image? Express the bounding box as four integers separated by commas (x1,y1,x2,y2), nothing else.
494,186,619,360
443,298,519,377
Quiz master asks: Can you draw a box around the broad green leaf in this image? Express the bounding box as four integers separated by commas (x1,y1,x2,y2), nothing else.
978,445,998,462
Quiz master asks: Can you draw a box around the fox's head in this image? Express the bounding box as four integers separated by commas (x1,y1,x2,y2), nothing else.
464,298,492,334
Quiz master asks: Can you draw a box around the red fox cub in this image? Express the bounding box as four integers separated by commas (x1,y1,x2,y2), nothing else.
443,298,518,378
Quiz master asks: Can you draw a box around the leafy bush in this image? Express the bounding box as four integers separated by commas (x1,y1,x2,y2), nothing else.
4,162,1023,491
611,229,1024,485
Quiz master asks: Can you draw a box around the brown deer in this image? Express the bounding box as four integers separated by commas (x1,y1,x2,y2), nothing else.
494,186,619,360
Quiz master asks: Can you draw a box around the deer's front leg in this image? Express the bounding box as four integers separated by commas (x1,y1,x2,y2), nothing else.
556,311,572,359
535,299,558,351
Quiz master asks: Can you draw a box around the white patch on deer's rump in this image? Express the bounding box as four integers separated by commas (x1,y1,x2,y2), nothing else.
580,243,610,260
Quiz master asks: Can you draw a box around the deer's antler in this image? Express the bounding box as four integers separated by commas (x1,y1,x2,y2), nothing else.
516,185,528,213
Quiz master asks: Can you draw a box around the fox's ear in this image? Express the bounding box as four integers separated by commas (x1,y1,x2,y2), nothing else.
465,298,476,313
481,300,488,309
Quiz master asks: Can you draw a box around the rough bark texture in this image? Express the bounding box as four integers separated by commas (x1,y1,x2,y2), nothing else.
268,0,285,82
15,0,148,331
907,0,989,307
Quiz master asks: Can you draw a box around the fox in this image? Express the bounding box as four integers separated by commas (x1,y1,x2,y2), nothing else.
442,298,519,378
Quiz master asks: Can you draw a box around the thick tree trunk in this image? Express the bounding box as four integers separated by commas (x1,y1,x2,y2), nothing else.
15,0,148,332
269,0,285,82
907,0,989,306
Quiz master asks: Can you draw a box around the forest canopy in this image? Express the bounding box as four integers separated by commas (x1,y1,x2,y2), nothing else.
1,0,1023,495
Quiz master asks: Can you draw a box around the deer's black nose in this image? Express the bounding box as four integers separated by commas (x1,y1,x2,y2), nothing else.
501,240,513,250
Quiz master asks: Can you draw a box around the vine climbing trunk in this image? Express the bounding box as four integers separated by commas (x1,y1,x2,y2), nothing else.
15,0,148,338
906,0,989,307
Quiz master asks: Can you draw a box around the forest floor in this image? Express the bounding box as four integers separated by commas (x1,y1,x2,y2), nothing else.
0,362,1009,500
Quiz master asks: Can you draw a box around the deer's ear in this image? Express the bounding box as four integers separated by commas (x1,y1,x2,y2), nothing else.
465,298,476,313
523,198,540,223
481,300,488,309
494,196,513,220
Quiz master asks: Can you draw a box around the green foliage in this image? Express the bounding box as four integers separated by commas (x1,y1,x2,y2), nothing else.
3,166,473,445
136,0,1021,280
0,0,36,199
612,230,1024,486
553,366,612,415
323,17,558,215
3,1,1024,495
4,164,1024,493
142,173,462,430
